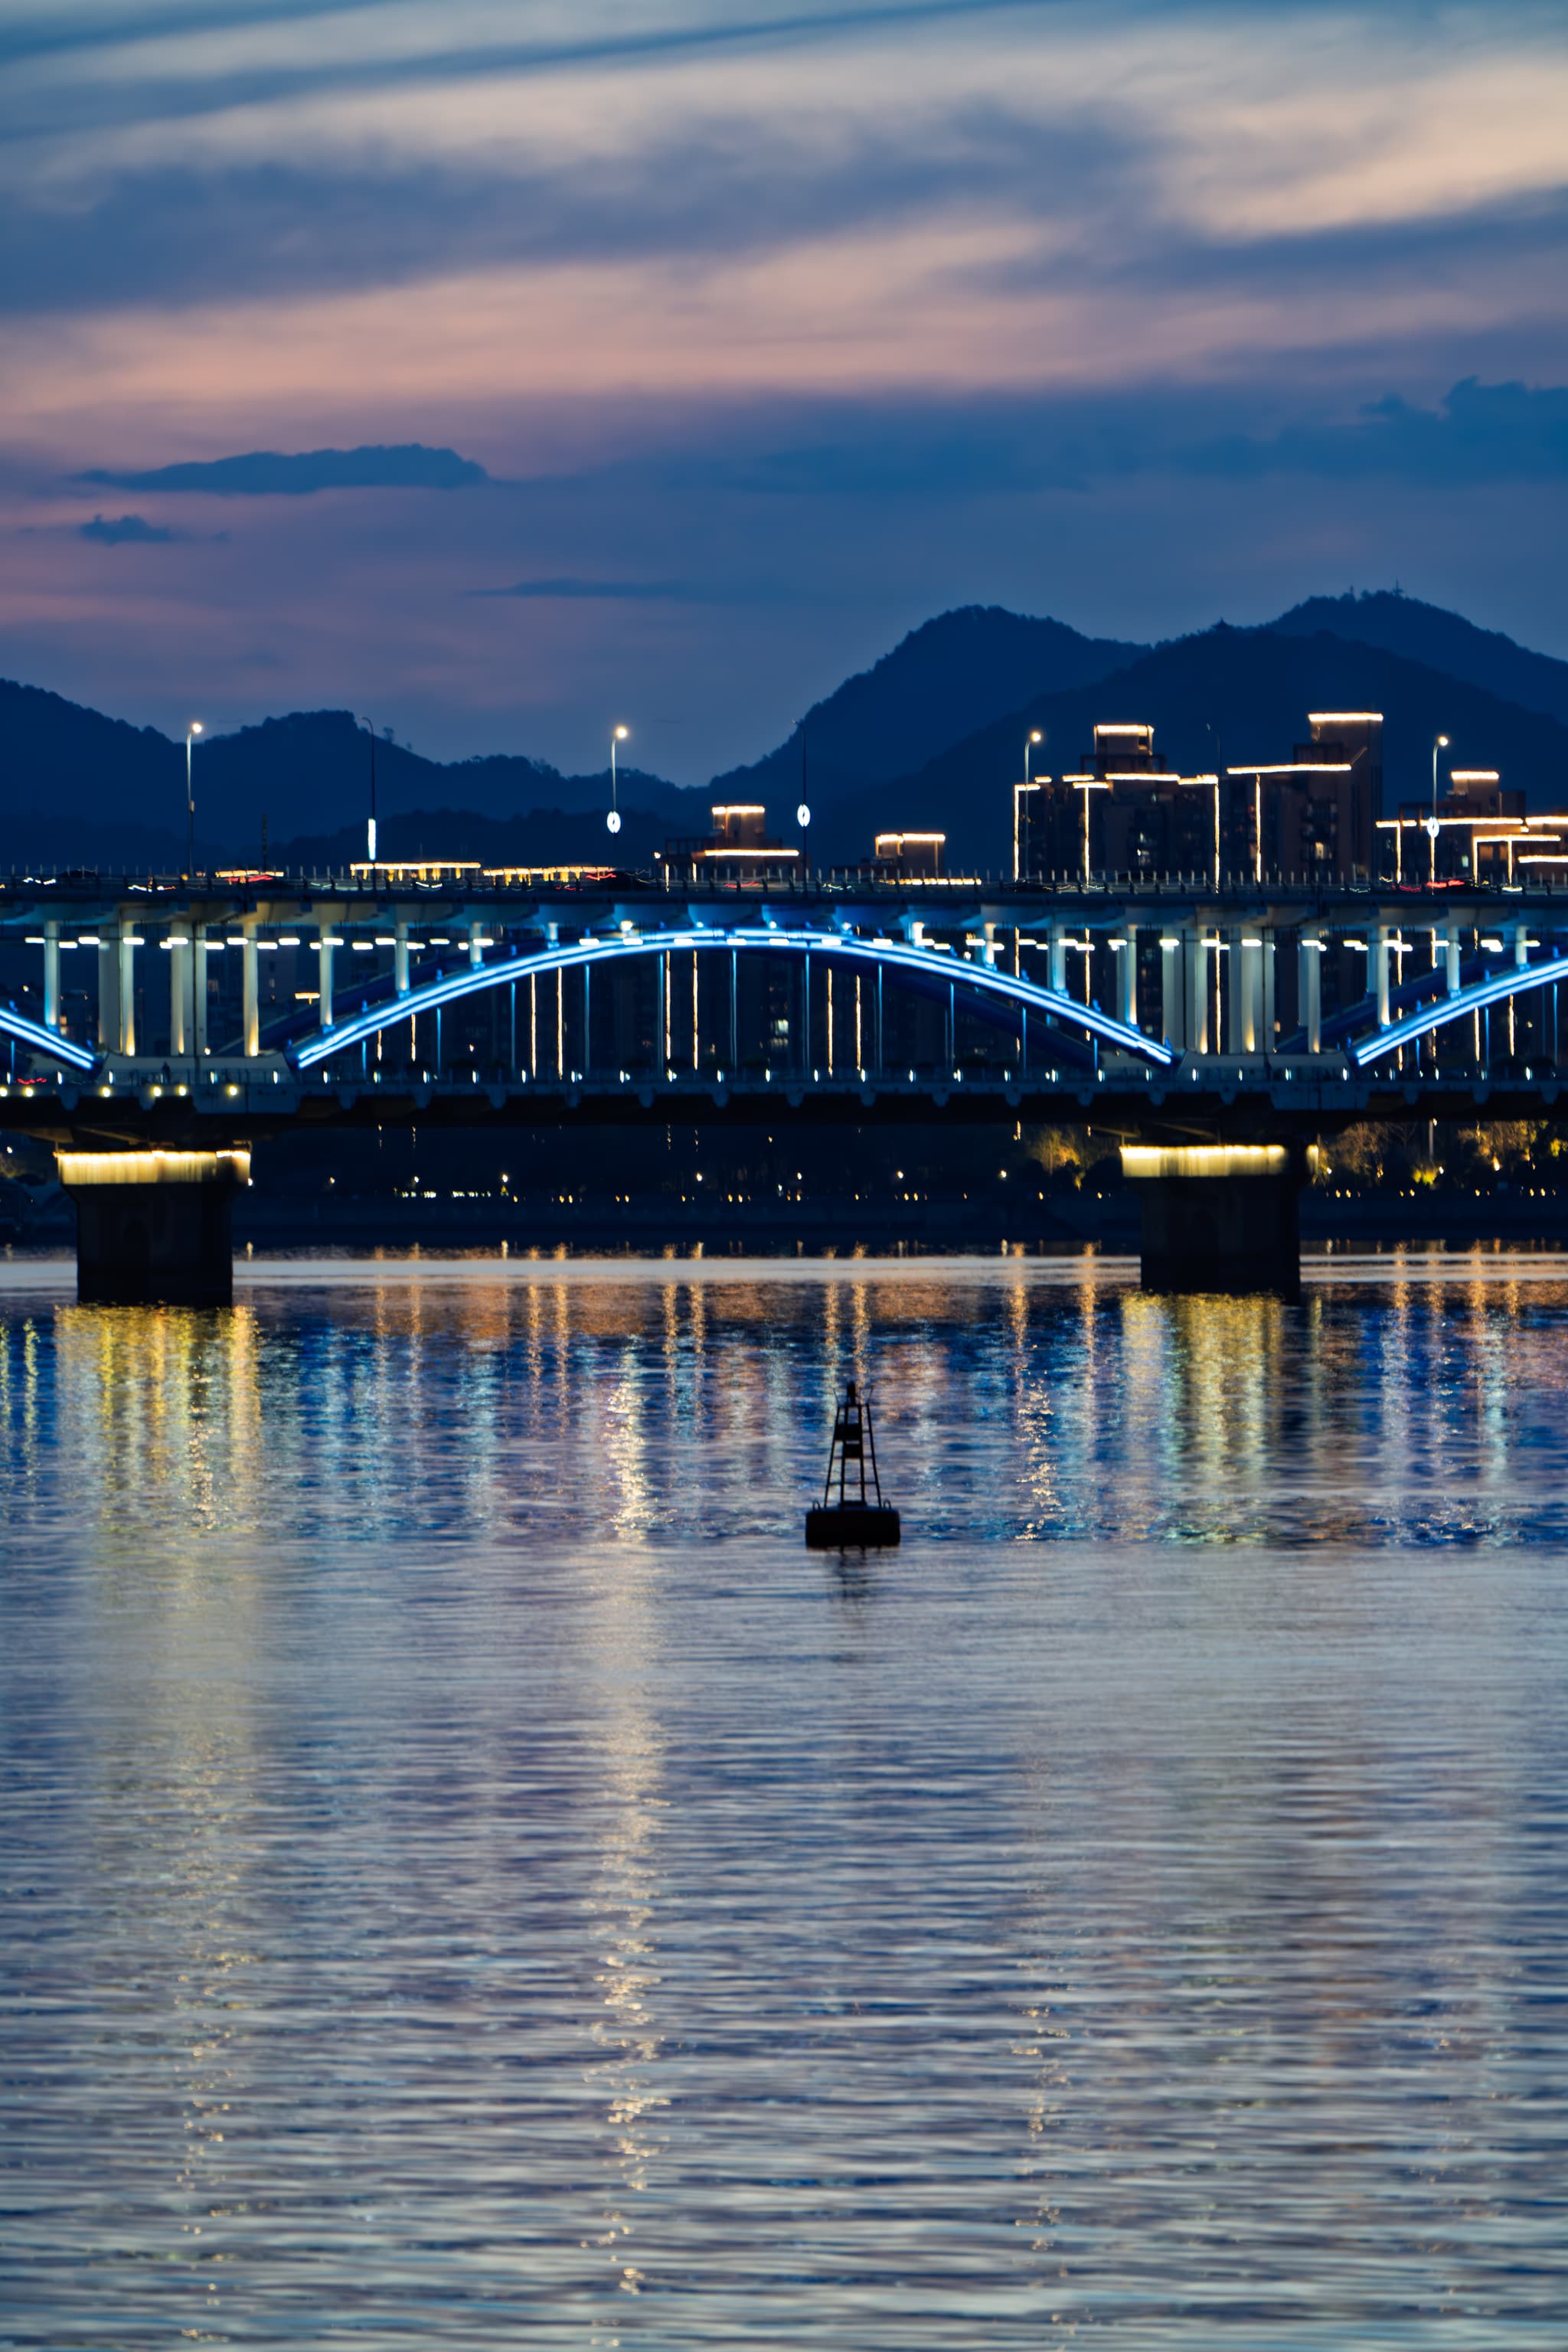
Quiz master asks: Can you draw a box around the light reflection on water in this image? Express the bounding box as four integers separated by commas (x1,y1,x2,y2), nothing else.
2,1253,1568,2347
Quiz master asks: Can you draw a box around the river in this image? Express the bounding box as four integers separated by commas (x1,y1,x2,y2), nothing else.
2,1248,1566,2347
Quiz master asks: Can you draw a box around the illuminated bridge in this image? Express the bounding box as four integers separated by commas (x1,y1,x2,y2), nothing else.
4,865,1568,1299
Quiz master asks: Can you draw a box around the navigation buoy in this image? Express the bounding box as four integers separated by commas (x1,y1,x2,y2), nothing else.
805,1380,900,1548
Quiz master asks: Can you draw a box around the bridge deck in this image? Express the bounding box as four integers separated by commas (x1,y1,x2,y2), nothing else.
0,871,1565,1141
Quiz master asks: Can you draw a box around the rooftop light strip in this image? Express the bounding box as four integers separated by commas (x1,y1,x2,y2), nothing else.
288,926,1177,1071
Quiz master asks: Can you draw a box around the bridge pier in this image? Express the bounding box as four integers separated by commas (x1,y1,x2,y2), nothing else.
1121,1144,1306,1298
57,1149,250,1307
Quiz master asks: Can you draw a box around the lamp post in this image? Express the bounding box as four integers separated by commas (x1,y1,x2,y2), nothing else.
608,724,629,837
1015,730,1043,880
185,722,203,877
360,716,377,868
1430,733,1449,882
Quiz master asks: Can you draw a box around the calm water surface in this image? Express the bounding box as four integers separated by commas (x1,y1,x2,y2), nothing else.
2,1250,1567,2347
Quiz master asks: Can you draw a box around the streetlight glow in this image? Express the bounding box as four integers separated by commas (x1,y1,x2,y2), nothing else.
1014,730,1045,880
185,722,204,877
1430,733,1450,881
609,724,630,831
360,716,378,866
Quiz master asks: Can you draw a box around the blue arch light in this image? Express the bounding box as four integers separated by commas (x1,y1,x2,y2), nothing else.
0,1008,98,1074
289,924,1177,1070
1352,956,1568,1066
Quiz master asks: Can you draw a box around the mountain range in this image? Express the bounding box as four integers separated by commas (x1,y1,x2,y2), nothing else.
3,590,1566,872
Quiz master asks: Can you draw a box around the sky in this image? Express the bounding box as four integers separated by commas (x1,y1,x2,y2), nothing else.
2,0,1566,784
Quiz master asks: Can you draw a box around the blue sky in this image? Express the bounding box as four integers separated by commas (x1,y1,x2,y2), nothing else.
2,0,1565,781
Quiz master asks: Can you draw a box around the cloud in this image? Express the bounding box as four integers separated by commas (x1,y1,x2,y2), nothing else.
466,576,693,602
0,111,1120,322
1182,379,1568,486
2,0,1054,136
74,444,488,495
710,377,1568,504
78,510,181,543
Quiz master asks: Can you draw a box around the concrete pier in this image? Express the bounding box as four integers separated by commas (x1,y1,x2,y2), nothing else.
1121,1143,1307,1298
57,1149,250,1306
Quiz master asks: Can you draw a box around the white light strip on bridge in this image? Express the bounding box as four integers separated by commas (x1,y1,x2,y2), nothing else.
57,1149,251,1188
0,1008,99,1073
1351,956,1568,1066
288,925,1177,1070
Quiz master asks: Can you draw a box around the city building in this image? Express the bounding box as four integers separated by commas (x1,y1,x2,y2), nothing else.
870,831,946,879
1227,713,1383,883
1376,768,1568,884
657,805,803,886
1016,724,1219,882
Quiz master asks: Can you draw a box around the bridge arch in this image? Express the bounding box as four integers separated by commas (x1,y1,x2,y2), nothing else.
1351,955,1568,1067
2,1006,98,1076
286,923,1177,1072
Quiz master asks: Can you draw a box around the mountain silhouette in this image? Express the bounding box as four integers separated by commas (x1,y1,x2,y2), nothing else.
814,623,1568,871
709,606,1147,812
1269,590,1568,728
0,686,694,863
4,593,1566,869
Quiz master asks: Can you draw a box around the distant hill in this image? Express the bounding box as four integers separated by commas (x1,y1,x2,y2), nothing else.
6,593,1568,871
0,681,179,840
1269,591,1568,730
0,684,695,863
815,624,1568,871
709,606,1147,812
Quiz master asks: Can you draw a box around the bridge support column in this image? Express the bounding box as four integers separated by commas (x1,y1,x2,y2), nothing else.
194,926,209,1058
242,930,260,1057
1122,1143,1306,1298
1118,924,1137,1026
1227,928,1247,1052
1185,927,1209,1055
168,924,188,1056
1446,923,1461,994
117,919,137,1056
97,932,119,1053
1370,923,1390,1027
43,921,60,1032
1299,928,1321,1051
395,922,410,996
318,924,335,1033
57,1148,250,1307
1261,933,1276,1054
1235,932,1262,1054
1160,932,1184,1050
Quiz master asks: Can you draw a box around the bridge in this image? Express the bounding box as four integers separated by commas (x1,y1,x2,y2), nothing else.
4,864,1567,1300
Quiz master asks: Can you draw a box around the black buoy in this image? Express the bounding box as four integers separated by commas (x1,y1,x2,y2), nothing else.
805,1380,901,1548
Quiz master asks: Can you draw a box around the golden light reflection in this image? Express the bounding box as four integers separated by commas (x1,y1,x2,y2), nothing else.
0,1250,1561,1557
580,1582,670,2299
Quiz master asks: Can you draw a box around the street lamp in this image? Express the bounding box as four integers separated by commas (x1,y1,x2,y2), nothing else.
608,724,629,836
1429,733,1449,882
185,722,203,876
359,716,377,867
1015,729,1044,880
